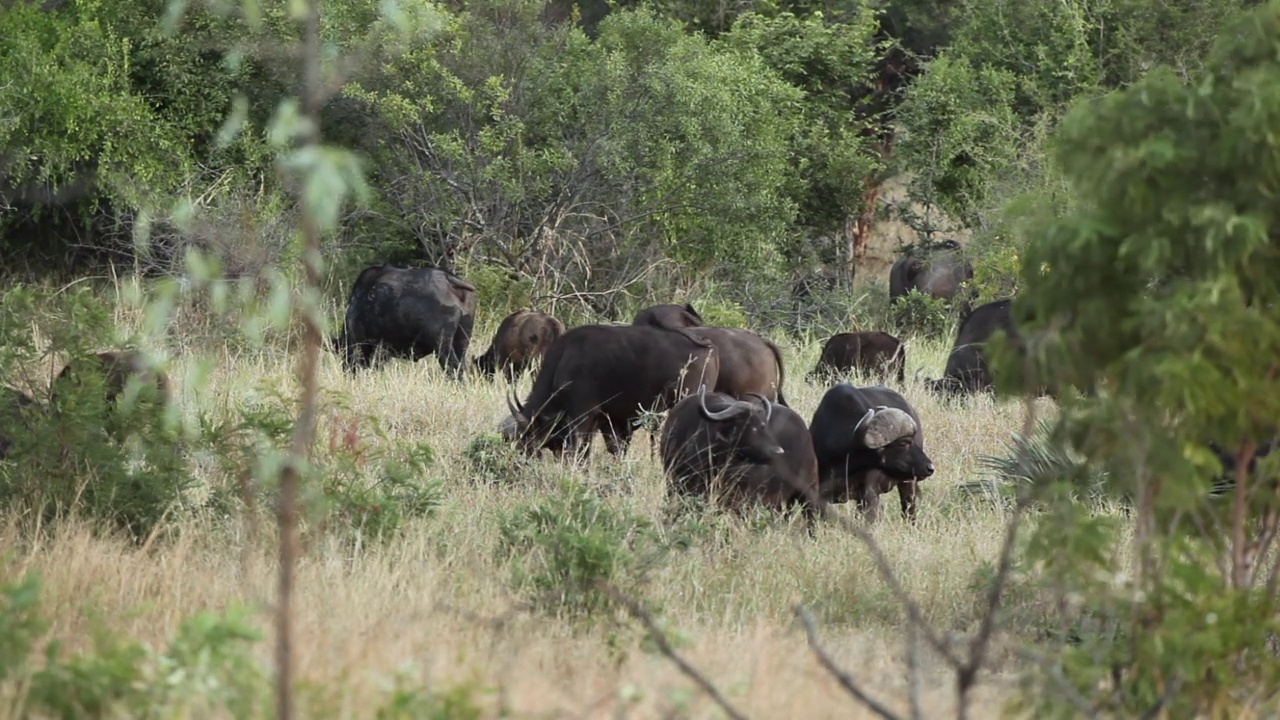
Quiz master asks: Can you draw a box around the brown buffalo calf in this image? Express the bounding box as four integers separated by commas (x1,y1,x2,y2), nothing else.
810,331,905,384
54,350,172,408
474,309,566,382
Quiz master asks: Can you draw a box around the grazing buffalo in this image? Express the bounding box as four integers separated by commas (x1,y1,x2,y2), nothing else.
0,387,37,459
661,386,819,522
633,302,704,330
506,324,720,458
810,383,935,522
691,326,789,406
474,309,566,382
53,350,173,407
334,264,477,375
889,239,974,309
810,331,905,384
632,303,712,348
926,299,1018,396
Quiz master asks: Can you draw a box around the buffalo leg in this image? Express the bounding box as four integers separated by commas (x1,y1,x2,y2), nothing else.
434,318,464,378
898,479,919,522
450,319,473,379
855,481,882,524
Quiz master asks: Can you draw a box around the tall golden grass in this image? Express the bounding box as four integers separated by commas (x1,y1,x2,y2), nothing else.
1,300,1061,719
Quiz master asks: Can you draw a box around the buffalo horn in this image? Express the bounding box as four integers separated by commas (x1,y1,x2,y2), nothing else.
746,392,773,423
698,384,745,422
506,388,527,422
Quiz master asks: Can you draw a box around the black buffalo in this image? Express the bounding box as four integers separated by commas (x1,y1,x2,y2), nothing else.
889,240,974,309
0,386,37,459
474,309,566,382
691,326,789,406
810,383,935,522
1208,437,1280,497
810,331,905,385
661,386,819,521
334,264,478,375
54,350,173,407
506,324,720,458
632,303,712,348
927,299,1018,396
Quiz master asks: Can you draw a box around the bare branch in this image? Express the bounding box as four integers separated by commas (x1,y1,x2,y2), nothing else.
795,605,902,720
599,582,751,720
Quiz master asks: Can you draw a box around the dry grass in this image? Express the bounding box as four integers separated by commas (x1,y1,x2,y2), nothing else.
0,308,1061,719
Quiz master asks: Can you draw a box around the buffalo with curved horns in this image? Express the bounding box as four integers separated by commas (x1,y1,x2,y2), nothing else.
661,386,819,523
809,383,935,522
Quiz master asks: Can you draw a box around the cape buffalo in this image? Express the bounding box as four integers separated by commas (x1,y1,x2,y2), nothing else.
690,326,789,406
810,331,905,384
334,264,477,376
632,303,713,348
474,309,566,382
926,299,1017,396
1208,437,1280,497
53,350,173,407
506,324,720,458
634,302,704,330
889,240,974,309
810,383,935,522
0,387,37,459
660,386,819,522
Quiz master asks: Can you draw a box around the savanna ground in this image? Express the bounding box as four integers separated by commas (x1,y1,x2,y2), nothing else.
0,282,1096,720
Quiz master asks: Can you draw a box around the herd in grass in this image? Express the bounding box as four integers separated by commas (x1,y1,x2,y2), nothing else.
0,241,1046,526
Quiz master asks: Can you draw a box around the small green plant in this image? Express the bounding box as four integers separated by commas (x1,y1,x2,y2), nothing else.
496,478,680,619
461,432,532,485
892,289,954,338
0,572,268,719
374,668,491,720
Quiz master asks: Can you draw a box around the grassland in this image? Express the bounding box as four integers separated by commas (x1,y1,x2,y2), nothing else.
0,301,1066,719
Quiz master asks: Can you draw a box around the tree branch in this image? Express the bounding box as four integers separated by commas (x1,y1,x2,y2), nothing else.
599,582,751,720
795,605,902,720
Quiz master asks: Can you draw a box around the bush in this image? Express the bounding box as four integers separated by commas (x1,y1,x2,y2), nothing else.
200,383,441,546
891,289,954,338
496,478,681,619
0,286,189,542
0,572,268,719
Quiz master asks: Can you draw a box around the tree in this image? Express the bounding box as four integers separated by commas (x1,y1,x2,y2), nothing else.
994,2,1280,714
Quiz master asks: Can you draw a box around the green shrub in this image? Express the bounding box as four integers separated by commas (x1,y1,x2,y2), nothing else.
891,289,954,338
462,433,535,486
496,478,680,619
0,572,268,719
0,286,190,542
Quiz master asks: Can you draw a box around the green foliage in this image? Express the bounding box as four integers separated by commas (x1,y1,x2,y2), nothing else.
0,285,189,541
347,1,801,289
374,670,490,720
996,3,1280,715
201,383,441,545
459,263,535,324
895,54,1021,229
723,9,885,246
0,572,269,718
462,433,533,485
496,478,680,619
891,289,951,338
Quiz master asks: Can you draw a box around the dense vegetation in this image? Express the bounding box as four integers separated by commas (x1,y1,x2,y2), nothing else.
3,0,1280,717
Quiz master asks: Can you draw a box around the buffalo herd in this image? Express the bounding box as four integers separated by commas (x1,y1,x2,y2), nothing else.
0,250,1259,528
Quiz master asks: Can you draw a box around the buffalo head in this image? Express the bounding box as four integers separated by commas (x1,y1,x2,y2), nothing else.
852,405,934,481
694,386,784,464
